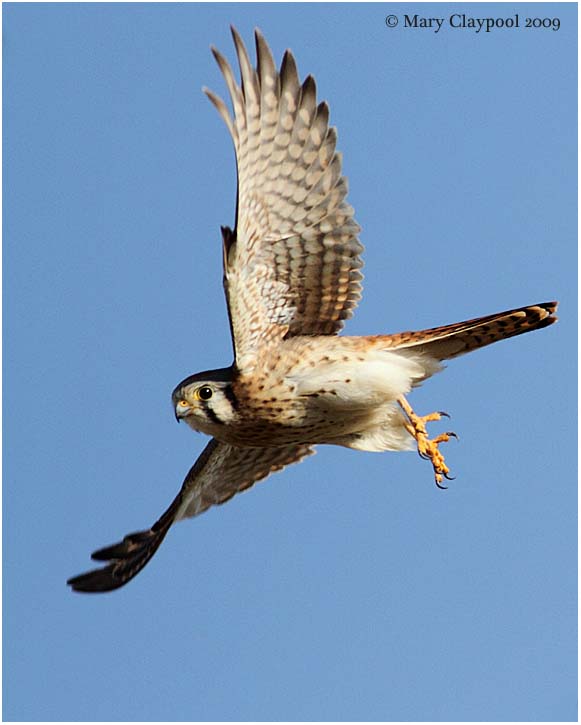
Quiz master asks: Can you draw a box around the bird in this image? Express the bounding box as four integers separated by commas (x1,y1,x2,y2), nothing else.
67,26,558,593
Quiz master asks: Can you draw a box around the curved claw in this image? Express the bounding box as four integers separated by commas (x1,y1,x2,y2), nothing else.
435,478,448,490
443,471,456,481
445,431,459,440
397,396,458,489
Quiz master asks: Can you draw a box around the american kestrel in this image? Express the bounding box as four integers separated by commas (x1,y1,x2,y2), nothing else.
68,27,557,593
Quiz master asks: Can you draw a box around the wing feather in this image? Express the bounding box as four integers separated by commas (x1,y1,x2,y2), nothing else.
206,27,364,369
67,440,313,593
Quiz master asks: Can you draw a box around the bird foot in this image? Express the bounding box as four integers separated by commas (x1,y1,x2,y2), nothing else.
397,396,457,488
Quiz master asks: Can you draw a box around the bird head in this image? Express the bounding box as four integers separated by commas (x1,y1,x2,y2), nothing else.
172,366,237,433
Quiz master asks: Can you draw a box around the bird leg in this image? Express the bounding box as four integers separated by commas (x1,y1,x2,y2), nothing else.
397,395,457,488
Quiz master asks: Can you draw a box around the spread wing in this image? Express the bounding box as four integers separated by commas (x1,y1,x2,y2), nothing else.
67,439,314,593
205,27,364,371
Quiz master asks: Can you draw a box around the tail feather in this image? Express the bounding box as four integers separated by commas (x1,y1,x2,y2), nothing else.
384,301,558,361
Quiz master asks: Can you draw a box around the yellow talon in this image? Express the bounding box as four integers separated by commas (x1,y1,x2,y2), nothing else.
397,396,456,488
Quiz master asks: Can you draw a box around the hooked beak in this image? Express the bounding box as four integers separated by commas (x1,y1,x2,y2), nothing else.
174,402,192,422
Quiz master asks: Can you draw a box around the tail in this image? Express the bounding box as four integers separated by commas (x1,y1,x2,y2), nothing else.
384,301,558,361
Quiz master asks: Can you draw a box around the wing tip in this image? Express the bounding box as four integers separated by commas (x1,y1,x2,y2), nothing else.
67,568,125,594
68,500,180,594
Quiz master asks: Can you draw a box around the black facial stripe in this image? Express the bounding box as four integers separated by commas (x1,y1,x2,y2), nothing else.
223,384,240,411
203,405,223,426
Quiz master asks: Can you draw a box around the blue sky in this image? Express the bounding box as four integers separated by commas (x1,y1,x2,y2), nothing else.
3,3,577,721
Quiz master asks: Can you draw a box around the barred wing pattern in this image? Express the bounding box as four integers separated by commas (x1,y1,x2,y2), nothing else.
205,28,364,370
67,440,314,593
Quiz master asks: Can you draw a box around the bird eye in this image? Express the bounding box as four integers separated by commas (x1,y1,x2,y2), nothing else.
197,386,213,401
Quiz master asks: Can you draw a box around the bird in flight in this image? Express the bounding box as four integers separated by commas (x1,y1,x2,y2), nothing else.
68,27,557,593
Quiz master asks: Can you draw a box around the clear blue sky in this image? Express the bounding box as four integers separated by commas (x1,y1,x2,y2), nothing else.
4,3,577,721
